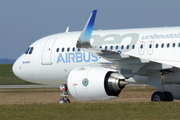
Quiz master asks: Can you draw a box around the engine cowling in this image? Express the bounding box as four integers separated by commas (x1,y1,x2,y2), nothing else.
67,66,127,101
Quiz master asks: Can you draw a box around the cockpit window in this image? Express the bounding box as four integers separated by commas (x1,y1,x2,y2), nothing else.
29,47,34,54
25,47,30,54
24,47,34,54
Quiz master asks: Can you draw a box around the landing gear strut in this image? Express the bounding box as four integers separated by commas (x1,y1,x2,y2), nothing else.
58,84,70,103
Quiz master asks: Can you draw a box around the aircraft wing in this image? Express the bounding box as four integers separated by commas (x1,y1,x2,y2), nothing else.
76,10,177,77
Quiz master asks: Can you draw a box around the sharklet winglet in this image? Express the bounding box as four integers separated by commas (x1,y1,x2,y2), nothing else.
76,10,97,48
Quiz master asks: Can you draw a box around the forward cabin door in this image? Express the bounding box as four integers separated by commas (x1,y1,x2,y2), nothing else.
41,38,56,65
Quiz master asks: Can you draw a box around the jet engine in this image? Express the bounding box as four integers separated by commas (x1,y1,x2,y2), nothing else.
67,66,128,101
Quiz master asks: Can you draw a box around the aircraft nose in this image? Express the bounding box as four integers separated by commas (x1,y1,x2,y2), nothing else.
12,55,35,83
12,58,21,78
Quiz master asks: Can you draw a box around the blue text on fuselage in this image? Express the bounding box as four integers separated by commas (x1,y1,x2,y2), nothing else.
57,52,98,63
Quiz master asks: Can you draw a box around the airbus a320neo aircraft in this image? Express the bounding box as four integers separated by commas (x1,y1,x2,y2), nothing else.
13,10,180,103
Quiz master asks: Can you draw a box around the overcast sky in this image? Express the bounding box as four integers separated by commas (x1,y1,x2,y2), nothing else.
1,0,180,59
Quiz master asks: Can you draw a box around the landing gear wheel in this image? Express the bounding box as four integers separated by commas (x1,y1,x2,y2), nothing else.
58,98,70,103
163,91,174,102
66,99,70,103
151,91,166,101
58,99,66,104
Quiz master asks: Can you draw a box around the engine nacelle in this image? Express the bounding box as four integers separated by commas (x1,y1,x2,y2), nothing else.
67,66,126,101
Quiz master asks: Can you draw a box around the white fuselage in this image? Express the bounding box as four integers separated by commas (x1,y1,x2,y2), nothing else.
13,27,180,85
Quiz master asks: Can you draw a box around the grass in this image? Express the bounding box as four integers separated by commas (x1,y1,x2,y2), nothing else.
0,102,180,120
0,64,180,119
0,87,179,120
0,64,35,85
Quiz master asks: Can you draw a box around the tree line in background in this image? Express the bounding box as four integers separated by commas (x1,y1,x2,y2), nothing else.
0,58,15,64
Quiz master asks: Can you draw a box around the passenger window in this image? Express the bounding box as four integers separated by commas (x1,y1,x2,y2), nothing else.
126,45,129,49
67,47,70,52
29,47,34,54
78,48,80,51
116,45,118,50
62,48,64,52
72,47,75,52
173,43,175,47
155,44,158,48
110,46,113,50
178,43,180,47
99,46,102,49
167,43,170,48
161,44,164,48
140,44,143,49
121,45,124,50
149,44,152,48
56,48,59,52
105,46,107,50
132,45,135,49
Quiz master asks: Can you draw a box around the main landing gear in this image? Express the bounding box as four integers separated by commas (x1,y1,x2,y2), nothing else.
149,71,174,102
58,84,70,103
151,91,174,102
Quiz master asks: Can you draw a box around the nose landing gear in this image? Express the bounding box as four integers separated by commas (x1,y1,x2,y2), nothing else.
58,84,70,103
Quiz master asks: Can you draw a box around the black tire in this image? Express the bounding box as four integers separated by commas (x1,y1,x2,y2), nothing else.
163,91,174,102
66,99,70,103
151,91,166,102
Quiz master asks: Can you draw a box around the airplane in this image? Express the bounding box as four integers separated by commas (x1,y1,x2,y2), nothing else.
12,10,180,103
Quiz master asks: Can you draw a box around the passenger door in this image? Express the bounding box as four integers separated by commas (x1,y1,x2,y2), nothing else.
42,38,56,65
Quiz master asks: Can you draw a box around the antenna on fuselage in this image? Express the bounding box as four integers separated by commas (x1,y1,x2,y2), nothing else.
65,26,69,33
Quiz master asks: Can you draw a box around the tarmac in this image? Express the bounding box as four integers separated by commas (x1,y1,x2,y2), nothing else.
0,84,148,89
0,85,59,89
